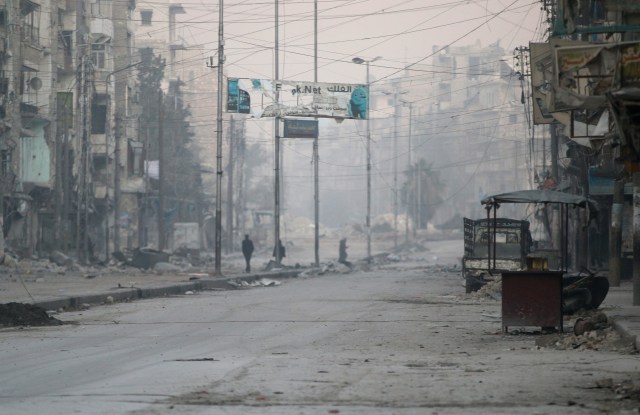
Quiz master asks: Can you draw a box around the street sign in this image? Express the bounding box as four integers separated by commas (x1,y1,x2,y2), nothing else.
283,119,319,139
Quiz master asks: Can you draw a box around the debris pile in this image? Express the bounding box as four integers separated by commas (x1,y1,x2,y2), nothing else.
535,311,637,354
463,277,502,301
595,378,640,404
0,302,64,327
228,278,281,288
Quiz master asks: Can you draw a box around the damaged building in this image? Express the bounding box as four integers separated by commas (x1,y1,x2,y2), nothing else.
0,0,207,263
530,0,640,276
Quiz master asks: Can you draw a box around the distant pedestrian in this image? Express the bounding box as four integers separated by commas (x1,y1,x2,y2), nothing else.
273,239,286,262
338,238,352,268
242,234,254,273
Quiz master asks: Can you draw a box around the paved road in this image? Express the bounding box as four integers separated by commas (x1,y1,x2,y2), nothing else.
0,240,638,414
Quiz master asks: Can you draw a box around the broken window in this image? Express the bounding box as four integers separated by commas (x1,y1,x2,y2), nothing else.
140,9,152,25
60,30,73,69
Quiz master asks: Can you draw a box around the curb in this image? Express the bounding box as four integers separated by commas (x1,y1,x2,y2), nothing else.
34,269,302,312
609,317,640,351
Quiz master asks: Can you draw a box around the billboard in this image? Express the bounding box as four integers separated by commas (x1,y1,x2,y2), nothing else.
227,79,250,114
227,78,368,120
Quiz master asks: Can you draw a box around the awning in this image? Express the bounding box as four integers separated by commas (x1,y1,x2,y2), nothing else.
481,189,597,211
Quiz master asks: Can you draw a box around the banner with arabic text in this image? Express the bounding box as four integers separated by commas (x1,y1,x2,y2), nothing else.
227,78,369,120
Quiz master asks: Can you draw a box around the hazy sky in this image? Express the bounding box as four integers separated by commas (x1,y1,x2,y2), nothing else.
169,0,546,86
158,0,548,227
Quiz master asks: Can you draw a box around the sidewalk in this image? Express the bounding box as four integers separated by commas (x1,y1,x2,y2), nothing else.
0,260,301,313
599,281,640,351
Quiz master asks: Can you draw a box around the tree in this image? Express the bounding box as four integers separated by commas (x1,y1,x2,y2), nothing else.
137,49,165,163
137,50,203,245
401,158,444,230
163,78,202,223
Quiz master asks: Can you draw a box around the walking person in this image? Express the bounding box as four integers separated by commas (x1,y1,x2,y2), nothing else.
338,238,352,268
273,239,286,264
242,234,254,273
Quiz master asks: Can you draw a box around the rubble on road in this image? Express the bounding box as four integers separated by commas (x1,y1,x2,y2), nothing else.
0,245,207,278
463,277,502,301
0,302,64,327
535,310,637,354
596,378,640,404
228,278,281,288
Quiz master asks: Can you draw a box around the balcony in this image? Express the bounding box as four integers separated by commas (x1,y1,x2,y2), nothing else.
90,17,113,40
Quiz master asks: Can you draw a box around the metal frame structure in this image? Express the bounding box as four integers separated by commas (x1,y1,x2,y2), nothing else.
481,189,597,273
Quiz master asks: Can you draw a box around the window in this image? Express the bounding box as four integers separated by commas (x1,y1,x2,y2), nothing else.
56,31,73,70
0,71,8,95
91,43,109,68
91,0,112,17
468,56,480,80
91,101,106,134
0,148,10,175
0,8,6,27
140,9,152,25
438,82,451,102
20,0,40,45
129,140,143,176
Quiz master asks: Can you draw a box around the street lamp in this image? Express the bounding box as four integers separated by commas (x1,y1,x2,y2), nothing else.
382,86,408,251
352,56,381,262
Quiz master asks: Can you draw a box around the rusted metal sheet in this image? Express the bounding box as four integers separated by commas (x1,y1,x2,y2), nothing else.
502,271,564,333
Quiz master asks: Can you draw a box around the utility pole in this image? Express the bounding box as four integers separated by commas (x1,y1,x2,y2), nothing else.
313,0,319,267
105,76,112,258
610,179,624,287
106,61,141,258
416,162,421,233
404,101,412,243
157,90,165,251
634,172,640,305
226,116,235,253
550,123,561,250
274,0,282,265
76,55,92,264
237,119,246,236
352,56,381,261
114,112,121,253
393,86,399,251
214,0,225,274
